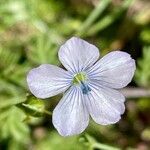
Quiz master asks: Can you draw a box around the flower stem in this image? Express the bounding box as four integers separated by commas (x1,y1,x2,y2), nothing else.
92,143,121,150
43,110,52,116
76,0,111,37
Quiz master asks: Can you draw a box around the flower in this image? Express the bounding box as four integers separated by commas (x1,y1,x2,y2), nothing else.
27,37,136,136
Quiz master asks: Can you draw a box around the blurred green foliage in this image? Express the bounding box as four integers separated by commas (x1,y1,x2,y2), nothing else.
135,46,150,87
0,0,150,149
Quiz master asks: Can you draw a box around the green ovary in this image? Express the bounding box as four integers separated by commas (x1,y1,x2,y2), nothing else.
73,72,87,85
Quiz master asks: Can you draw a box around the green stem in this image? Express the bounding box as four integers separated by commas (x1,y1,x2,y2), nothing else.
92,143,121,150
43,110,52,116
86,0,135,37
86,10,120,36
21,103,52,116
76,0,111,37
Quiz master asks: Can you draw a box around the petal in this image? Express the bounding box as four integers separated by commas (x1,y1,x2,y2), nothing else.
58,37,100,73
27,64,72,99
87,51,136,89
52,86,89,136
85,81,125,125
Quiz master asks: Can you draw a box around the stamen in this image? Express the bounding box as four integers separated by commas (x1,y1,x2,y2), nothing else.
73,72,87,85
81,81,91,94
73,72,91,94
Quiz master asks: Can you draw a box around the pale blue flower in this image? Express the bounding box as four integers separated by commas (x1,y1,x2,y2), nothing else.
27,37,136,136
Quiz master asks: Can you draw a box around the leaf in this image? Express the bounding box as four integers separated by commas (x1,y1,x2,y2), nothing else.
0,47,21,70
27,34,59,65
135,46,150,87
8,139,27,150
34,131,87,150
0,0,31,27
0,106,30,143
2,62,31,89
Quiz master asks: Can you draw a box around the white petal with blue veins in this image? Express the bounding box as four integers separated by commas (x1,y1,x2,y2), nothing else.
58,37,100,73
52,86,89,136
85,81,125,125
27,64,72,99
86,51,136,89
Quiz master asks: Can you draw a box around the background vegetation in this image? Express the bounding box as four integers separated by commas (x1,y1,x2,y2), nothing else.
0,0,150,149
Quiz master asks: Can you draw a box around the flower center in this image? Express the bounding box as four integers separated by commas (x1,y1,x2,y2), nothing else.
73,72,87,84
73,72,91,94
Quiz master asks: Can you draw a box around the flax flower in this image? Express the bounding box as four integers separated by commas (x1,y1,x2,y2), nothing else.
27,37,136,136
